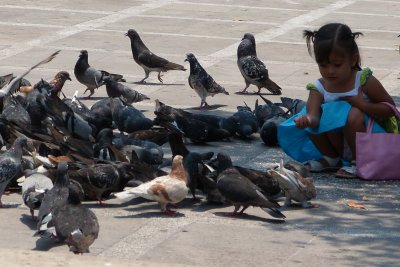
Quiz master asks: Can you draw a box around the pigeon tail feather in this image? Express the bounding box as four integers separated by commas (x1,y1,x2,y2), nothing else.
165,62,186,71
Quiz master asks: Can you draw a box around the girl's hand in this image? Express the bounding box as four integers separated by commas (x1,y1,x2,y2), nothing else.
294,114,313,128
341,87,365,109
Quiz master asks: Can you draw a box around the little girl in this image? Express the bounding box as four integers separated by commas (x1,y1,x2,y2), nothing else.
278,23,397,178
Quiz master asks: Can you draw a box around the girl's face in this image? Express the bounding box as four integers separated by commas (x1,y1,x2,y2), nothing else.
317,49,358,89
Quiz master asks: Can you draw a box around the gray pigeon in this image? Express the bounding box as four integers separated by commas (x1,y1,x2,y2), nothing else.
103,77,150,105
185,53,229,109
237,33,281,95
0,137,28,207
52,189,99,254
125,29,186,83
74,50,124,98
20,173,53,219
215,152,285,219
36,161,70,238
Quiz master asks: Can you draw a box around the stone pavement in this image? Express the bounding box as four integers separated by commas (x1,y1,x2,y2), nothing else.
0,0,400,266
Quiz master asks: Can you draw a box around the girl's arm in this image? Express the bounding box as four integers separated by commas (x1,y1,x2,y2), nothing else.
295,90,323,128
345,75,395,119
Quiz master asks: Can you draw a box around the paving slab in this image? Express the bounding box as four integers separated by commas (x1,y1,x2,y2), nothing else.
0,0,399,266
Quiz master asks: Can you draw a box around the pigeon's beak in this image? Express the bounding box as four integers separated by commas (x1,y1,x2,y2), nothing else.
124,32,128,36
67,76,72,81
184,58,188,62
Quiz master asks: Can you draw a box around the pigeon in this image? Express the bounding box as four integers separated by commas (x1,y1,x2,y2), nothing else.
36,161,70,238
74,50,124,98
215,153,285,219
51,188,99,254
0,50,60,101
0,137,28,207
111,98,153,134
254,96,286,126
267,160,317,208
48,71,72,97
20,173,53,219
185,53,229,109
103,77,149,105
0,73,14,89
168,133,214,200
231,105,258,138
260,116,287,146
68,162,135,204
125,29,186,83
237,33,281,94
115,155,189,215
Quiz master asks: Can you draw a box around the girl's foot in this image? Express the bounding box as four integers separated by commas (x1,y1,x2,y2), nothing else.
304,156,341,172
335,161,357,178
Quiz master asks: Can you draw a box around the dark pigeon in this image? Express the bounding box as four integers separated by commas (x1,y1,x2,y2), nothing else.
103,77,149,105
111,98,153,134
260,116,287,147
0,137,28,207
215,153,285,219
185,53,229,109
231,105,258,138
168,133,214,200
237,33,281,95
125,29,186,83
74,50,124,98
68,162,135,204
52,189,99,254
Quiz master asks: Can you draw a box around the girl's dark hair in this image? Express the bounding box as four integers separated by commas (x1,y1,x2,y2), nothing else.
303,23,363,70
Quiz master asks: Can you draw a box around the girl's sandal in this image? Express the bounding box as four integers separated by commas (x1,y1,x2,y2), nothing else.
335,161,357,178
304,156,341,173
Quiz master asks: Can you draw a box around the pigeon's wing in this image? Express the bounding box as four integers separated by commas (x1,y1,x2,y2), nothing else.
137,50,169,69
188,76,194,89
238,56,268,82
0,158,18,183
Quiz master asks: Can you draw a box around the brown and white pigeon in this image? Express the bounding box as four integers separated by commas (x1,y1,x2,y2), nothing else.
185,53,229,109
125,29,186,83
267,159,317,208
48,71,72,97
237,33,281,95
114,155,188,215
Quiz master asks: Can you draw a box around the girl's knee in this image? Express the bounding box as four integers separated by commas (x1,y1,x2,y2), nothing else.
347,107,364,125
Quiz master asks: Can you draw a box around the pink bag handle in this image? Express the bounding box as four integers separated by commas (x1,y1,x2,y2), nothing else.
366,102,400,133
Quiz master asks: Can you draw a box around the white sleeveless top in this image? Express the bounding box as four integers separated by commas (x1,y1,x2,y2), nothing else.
311,70,368,103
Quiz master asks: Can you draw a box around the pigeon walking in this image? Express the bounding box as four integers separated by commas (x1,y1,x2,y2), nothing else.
215,153,285,219
125,29,186,83
237,33,281,95
74,50,124,98
185,53,229,109
115,155,188,215
0,137,28,207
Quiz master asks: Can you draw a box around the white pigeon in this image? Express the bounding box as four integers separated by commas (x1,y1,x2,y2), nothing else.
267,159,317,208
115,155,188,215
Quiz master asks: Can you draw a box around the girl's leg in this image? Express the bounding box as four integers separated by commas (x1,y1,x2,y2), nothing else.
308,132,343,158
343,107,365,160
336,107,365,178
306,132,343,171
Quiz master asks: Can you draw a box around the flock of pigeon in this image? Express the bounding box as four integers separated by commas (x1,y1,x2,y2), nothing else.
0,29,316,254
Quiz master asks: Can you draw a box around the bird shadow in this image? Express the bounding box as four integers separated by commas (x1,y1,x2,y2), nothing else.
77,96,105,101
234,91,275,96
34,238,65,251
213,211,286,224
131,81,185,86
115,210,186,219
19,214,37,230
185,104,228,111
